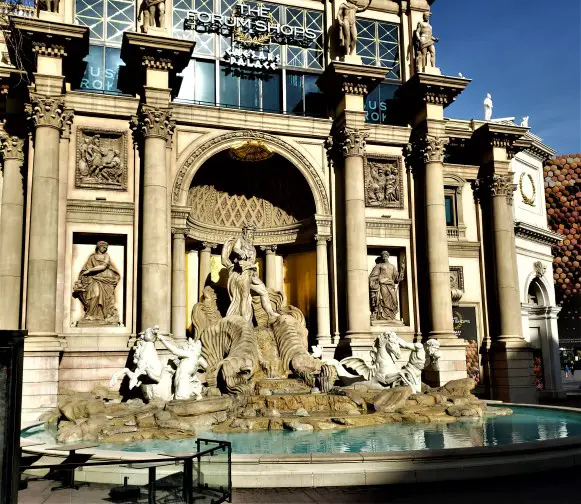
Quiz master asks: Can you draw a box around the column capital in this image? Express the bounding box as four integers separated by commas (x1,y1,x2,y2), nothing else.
201,242,218,251
260,244,277,254
60,108,74,139
336,127,369,157
131,104,175,141
25,94,65,131
472,174,517,205
1,135,25,164
405,134,448,172
171,227,188,237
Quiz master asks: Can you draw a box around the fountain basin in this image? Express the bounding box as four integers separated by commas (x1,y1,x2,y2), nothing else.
21,403,581,487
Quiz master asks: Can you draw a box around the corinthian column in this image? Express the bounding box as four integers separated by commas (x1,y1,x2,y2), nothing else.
474,175,522,342
132,105,174,332
0,136,25,329
198,242,216,299
260,245,277,290
25,95,65,335
315,234,332,345
171,230,186,340
338,127,371,339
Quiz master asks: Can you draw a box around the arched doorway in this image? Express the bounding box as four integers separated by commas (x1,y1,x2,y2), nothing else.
174,136,332,345
524,277,563,395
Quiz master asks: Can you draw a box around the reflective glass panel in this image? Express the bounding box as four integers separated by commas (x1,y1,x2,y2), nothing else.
261,72,281,113
104,47,123,93
285,72,303,114
79,45,105,91
240,73,260,110
196,59,216,104
445,195,455,226
219,64,239,107
303,73,325,118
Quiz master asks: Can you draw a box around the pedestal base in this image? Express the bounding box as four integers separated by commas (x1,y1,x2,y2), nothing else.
489,341,537,404
423,338,467,387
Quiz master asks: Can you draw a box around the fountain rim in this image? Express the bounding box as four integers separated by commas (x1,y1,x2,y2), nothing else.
20,402,581,487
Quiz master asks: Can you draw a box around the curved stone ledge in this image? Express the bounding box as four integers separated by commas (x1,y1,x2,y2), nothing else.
21,403,581,488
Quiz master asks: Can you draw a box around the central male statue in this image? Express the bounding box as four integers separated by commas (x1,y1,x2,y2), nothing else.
413,11,438,72
221,223,278,323
337,0,372,57
369,250,405,322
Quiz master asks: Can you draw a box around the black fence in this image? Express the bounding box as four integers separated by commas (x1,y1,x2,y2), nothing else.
20,438,232,503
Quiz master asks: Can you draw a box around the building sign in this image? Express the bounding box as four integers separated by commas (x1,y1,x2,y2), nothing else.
452,306,478,341
184,2,316,70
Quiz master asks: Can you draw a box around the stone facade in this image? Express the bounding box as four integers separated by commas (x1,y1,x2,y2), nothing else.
0,0,561,421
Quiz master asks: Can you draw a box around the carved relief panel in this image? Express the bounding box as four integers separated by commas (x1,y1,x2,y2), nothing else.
76,128,128,190
364,154,403,208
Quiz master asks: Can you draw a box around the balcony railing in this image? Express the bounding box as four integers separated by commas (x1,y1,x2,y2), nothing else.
0,0,35,18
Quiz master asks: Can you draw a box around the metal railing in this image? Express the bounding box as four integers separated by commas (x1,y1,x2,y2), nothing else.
20,438,232,504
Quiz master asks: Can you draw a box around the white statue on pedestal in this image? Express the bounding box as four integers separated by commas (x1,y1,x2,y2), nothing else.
521,116,529,128
483,93,493,121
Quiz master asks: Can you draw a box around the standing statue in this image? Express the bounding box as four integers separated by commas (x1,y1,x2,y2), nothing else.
221,223,279,323
369,251,405,322
483,93,493,121
521,116,529,128
139,0,166,32
38,0,59,13
337,0,372,57
73,241,120,325
157,334,207,400
413,11,438,72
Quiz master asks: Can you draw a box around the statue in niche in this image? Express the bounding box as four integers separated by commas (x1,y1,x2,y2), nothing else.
413,11,438,72
369,251,405,322
365,160,401,207
337,0,372,57
221,223,279,323
73,241,120,325
77,131,126,189
139,0,166,32
157,333,207,400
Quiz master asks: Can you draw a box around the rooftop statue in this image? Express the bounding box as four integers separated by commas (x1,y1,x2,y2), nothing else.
413,11,438,72
337,0,373,58
139,0,166,32
484,93,493,121
521,116,530,128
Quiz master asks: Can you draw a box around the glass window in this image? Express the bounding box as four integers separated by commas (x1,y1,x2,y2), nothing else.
261,73,281,113
80,45,105,91
445,195,456,226
240,73,260,110
285,72,324,117
195,60,216,104
364,82,398,125
303,74,325,117
219,65,239,107
356,19,400,81
286,72,303,115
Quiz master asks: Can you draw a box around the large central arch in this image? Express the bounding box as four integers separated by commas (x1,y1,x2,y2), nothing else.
172,130,331,217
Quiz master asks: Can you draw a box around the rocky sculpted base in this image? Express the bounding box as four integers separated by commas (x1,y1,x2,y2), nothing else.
45,378,512,444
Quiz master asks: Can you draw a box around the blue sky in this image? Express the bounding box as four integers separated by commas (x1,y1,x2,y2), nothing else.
431,0,581,154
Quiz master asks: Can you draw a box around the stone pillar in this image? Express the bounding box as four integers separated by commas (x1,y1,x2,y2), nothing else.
186,249,199,318
315,234,332,345
474,173,536,403
171,230,186,340
261,245,277,290
337,127,372,339
198,242,215,299
0,136,25,329
25,95,65,335
132,105,174,332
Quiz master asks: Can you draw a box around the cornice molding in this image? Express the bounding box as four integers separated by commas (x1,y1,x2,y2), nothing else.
514,221,563,246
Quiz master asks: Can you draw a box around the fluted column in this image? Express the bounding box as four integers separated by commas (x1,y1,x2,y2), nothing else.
261,245,277,290
25,96,65,335
171,230,186,340
0,136,25,329
198,242,216,299
132,105,174,332
337,127,371,339
315,234,332,345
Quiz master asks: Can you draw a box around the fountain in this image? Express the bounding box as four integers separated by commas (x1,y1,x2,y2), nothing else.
22,225,581,486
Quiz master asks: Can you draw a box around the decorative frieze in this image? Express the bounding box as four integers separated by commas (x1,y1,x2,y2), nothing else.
1,136,25,163
142,55,174,71
131,105,175,141
76,128,128,190
32,43,67,58
472,174,517,205
341,81,367,96
336,127,368,157
364,154,403,208
61,109,74,139
25,95,65,130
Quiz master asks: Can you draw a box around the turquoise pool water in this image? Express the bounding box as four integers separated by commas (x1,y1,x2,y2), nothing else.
22,406,581,455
